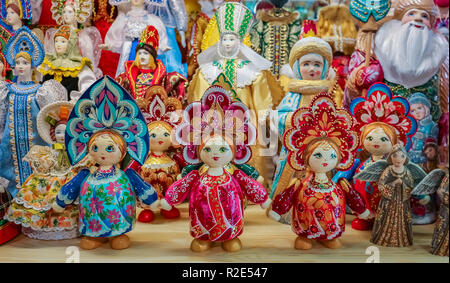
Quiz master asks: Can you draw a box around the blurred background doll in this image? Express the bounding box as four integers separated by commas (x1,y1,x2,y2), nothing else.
0,26,67,200
161,86,271,253
333,83,417,231
0,177,20,244
269,93,370,250
39,25,97,100
102,0,170,77
52,76,159,250
0,0,32,34
354,144,427,247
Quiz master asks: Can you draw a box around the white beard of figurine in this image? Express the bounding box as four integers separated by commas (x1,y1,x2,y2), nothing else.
374,19,448,89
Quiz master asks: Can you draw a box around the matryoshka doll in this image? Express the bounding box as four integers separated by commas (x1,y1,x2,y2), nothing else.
161,86,271,252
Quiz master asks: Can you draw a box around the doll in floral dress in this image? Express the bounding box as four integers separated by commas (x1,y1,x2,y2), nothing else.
269,93,371,250
160,86,271,252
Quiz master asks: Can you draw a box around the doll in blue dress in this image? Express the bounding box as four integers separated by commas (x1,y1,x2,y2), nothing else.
52,76,159,250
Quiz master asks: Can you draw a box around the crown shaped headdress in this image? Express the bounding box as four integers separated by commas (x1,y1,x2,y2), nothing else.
284,92,359,171
4,26,45,68
1,0,32,20
350,83,418,151
51,0,93,25
138,25,160,52
215,1,254,39
175,85,257,165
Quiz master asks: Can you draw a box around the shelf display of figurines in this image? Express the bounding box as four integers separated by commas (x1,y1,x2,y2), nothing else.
52,76,159,250
354,145,427,247
115,25,187,101
4,102,81,240
0,0,32,34
269,93,370,250
0,26,67,200
161,86,271,253
39,25,97,100
103,0,170,77
42,0,103,78
333,83,418,231
413,168,449,257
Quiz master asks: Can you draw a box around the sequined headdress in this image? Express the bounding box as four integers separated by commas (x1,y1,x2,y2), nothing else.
51,0,93,25
1,0,32,20
65,76,150,165
138,25,159,53
215,1,254,39
349,0,391,23
4,26,45,68
283,92,359,171
350,83,418,150
175,85,257,165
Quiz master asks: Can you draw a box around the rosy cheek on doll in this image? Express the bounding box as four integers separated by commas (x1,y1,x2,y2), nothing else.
149,129,171,152
402,9,431,29
308,146,338,173
364,128,393,156
411,104,426,121
89,137,122,166
391,152,406,167
55,124,66,143
200,137,233,169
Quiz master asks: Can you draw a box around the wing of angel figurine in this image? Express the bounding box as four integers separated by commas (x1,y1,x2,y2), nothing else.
412,168,446,196
406,163,428,188
353,160,389,182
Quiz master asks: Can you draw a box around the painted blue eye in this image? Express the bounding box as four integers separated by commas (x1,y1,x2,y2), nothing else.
164,133,170,137
106,145,115,152
331,153,337,159
150,133,157,138
313,153,322,159
381,137,389,142
92,145,98,152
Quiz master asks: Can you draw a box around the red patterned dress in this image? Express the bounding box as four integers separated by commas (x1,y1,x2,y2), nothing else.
272,175,366,240
165,169,268,242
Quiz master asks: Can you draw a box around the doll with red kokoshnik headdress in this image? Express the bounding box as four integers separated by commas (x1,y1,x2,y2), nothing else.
269,92,370,250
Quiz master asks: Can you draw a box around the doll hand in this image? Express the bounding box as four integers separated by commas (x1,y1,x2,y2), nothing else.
52,202,65,214
99,43,110,50
268,210,281,222
419,195,431,205
260,198,272,210
0,186,5,193
358,209,372,220
150,199,161,211
256,175,264,184
160,198,172,211
393,178,403,186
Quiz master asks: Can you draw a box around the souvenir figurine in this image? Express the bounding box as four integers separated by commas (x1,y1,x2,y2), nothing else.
422,138,440,172
0,177,20,244
333,83,417,230
161,86,271,252
52,76,159,250
269,93,370,250
0,0,32,34
39,25,97,100
0,26,67,198
249,0,302,77
103,0,170,77
115,25,187,101
41,0,103,78
145,0,188,76
354,144,427,247
30,0,58,33
271,20,337,211
413,168,449,256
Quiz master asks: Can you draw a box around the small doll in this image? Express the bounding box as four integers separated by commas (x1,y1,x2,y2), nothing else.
269,93,370,250
161,86,271,253
0,0,32,34
39,25,97,100
52,76,159,250
354,144,427,247
413,168,449,256
333,83,418,231
0,177,20,244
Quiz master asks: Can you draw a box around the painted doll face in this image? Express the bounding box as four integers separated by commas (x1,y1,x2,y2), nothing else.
63,5,77,25
220,33,239,57
402,9,431,30
200,136,233,169
138,49,152,68
131,0,146,7
299,53,324,80
410,103,428,121
424,146,437,160
149,125,172,153
14,56,32,78
391,150,407,168
55,124,66,143
6,7,21,26
89,135,123,166
363,127,393,156
55,36,69,55
307,142,339,174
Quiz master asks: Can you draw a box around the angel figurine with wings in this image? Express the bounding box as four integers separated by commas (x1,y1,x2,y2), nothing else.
354,144,427,247
413,168,449,257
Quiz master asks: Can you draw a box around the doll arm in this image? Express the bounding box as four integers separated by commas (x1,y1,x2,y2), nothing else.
169,0,188,32
104,13,126,53
234,163,261,182
270,182,297,220
31,0,43,25
164,170,199,207
180,164,203,178
125,168,158,206
69,66,97,101
36,80,68,108
0,82,8,141
54,169,90,210
339,179,369,218
233,169,269,206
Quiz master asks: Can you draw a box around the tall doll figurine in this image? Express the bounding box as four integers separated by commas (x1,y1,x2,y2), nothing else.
0,26,67,198
161,86,271,252
333,83,417,230
102,0,170,77
52,76,159,250
269,93,370,250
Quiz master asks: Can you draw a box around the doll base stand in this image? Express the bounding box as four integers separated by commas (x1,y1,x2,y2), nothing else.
110,234,130,250
138,209,155,223
351,217,374,231
190,239,212,252
0,221,20,245
222,238,242,252
294,237,312,250
80,236,108,250
160,207,181,219
318,238,342,249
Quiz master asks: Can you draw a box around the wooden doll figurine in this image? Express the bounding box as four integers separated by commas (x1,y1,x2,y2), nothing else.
161,86,271,253
355,144,427,247
413,168,449,256
269,93,370,250
52,76,159,250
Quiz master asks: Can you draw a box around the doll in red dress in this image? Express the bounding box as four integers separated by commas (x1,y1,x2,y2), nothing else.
160,86,271,252
269,92,370,250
